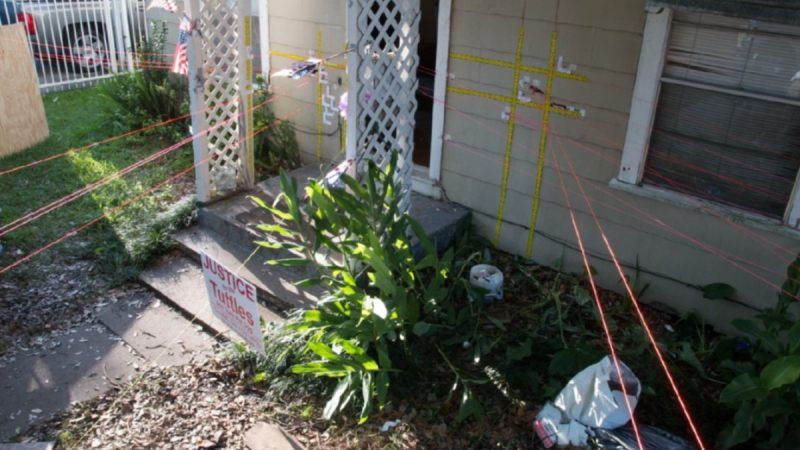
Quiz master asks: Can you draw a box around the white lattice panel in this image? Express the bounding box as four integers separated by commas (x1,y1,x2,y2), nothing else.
184,0,252,201
201,0,244,194
350,0,420,212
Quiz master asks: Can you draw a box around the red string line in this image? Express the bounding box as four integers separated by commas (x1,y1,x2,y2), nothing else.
550,143,644,450
0,76,314,239
553,133,707,450
413,83,800,269
0,103,311,276
0,65,309,178
417,64,797,184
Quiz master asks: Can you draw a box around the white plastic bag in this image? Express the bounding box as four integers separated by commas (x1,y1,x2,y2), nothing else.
554,356,641,429
535,356,641,448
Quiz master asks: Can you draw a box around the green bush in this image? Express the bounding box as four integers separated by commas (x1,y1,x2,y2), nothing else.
715,254,800,449
100,21,189,136
253,153,485,423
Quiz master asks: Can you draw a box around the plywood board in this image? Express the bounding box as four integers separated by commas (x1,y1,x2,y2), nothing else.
0,23,49,157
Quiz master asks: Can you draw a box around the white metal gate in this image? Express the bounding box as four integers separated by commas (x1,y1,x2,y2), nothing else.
1,0,148,92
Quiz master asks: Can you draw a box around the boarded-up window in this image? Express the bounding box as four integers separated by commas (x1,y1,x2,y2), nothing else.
643,12,800,219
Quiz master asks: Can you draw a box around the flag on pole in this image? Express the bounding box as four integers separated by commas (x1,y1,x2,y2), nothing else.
147,0,178,13
171,15,191,76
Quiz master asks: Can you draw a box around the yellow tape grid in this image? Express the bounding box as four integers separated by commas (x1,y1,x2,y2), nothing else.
525,31,558,258
446,31,587,257
493,27,525,245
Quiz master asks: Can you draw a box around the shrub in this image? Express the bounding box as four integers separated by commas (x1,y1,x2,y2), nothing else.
253,153,483,423
100,21,189,136
715,254,800,449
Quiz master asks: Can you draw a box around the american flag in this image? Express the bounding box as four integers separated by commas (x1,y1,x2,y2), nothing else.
171,15,191,76
146,0,178,13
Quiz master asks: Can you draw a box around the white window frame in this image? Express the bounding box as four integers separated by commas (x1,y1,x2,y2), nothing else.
615,6,800,230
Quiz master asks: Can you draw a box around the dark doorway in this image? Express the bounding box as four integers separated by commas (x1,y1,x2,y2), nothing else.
413,0,439,167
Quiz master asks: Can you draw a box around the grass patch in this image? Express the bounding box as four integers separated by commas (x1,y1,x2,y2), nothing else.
0,86,193,280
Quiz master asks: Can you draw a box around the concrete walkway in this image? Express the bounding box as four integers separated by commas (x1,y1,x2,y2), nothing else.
0,294,216,440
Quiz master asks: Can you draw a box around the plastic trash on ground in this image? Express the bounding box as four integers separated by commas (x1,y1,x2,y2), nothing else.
589,423,696,450
469,264,503,301
535,356,641,448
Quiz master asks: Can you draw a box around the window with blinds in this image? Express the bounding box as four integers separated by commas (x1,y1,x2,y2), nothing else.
643,12,800,219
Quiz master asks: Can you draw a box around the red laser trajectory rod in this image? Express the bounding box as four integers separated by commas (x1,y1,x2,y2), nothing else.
0,74,316,240
414,84,800,282
550,146,644,450
0,64,307,178
0,102,313,276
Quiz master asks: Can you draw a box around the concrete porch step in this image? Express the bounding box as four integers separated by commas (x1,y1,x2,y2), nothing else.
139,255,284,340
173,226,321,311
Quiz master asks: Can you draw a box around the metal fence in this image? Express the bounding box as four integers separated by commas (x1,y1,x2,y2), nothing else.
1,0,148,92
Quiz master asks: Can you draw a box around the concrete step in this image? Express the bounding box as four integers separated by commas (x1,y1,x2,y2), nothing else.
139,255,285,340
197,165,323,253
173,228,321,311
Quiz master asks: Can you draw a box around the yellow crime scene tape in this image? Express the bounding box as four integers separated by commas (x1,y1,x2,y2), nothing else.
446,29,588,256
526,31,559,258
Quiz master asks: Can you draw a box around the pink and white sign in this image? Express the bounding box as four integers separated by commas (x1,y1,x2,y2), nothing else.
200,252,265,356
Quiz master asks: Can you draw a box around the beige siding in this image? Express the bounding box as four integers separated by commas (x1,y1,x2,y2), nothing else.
261,0,800,331
440,0,800,331
267,0,347,164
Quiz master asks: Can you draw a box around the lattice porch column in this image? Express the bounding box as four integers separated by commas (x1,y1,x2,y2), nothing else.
346,0,421,212
184,0,254,203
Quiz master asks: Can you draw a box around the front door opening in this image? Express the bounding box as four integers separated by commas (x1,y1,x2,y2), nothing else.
412,0,439,167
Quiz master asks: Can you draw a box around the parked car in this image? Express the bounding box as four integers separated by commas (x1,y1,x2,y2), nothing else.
14,0,146,73
0,1,18,25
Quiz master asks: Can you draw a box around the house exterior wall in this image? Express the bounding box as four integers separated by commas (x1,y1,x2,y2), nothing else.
260,0,800,331
266,0,347,164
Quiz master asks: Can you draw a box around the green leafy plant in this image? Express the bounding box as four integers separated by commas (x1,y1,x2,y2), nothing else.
253,153,465,423
716,254,800,449
100,21,189,136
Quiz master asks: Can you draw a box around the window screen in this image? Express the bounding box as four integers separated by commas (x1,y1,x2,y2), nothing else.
643,12,800,219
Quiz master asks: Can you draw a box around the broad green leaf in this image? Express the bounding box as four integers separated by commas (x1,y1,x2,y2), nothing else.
267,258,311,267
303,310,323,322
407,217,436,258
732,319,780,355
255,223,297,238
456,390,484,423
376,371,389,407
485,315,507,331
358,373,373,424
295,278,322,288
760,355,800,390
722,401,754,449
309,342,341,361
323,377,350,420
720,374,765,403
702,282,736,300
506,339,533,362
291,361,349,377
412,321,433,336
789,321,800,353
251,372,267,383
678,342,707,377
